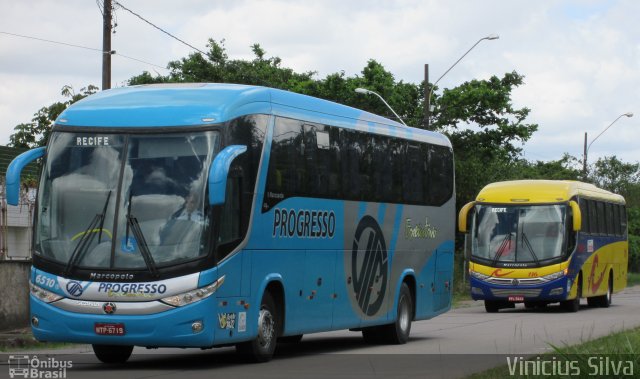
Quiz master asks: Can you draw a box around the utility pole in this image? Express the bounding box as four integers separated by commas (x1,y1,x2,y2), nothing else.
424,64,430,129
102,0,112,90
582,132,588,179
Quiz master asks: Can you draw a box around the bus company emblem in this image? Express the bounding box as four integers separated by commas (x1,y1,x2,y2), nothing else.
511,279,519,286
351,215,388,316
66,281,84,297
103,302,116,314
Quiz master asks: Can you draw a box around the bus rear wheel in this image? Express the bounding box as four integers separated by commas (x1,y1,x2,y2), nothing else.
92,344,133,364
589,273,613,308
236,292,279,362
363,282,413,344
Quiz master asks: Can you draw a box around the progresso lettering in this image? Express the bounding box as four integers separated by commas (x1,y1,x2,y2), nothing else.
97,283,167,294
272,208,336,239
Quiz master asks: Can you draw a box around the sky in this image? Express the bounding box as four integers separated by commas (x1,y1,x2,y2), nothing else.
0,0,638,165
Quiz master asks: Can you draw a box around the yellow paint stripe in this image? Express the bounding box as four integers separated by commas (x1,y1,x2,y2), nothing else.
71,228,113,241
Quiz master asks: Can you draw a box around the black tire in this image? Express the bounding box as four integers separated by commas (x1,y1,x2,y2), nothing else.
484,300,500,313
596,274,613,308
236,291,279,362
362,283,413,345
561,275,582,312
381,282,413,344
278,334,303,343
92,344,133,364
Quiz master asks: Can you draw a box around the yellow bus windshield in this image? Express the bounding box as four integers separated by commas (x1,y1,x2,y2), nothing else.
472,204,567,265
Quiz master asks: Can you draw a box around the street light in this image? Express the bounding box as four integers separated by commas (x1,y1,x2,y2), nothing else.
425,33,499,128
354,88,408,126
582,112,634,176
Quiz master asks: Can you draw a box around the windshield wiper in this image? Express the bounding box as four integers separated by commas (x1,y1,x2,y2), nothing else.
521,232,540,265
491,233,512,266
125,194,159,278
64,190,112,276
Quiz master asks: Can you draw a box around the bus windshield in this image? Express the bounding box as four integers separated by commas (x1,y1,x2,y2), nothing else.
35,130,220,271
471,204,567,264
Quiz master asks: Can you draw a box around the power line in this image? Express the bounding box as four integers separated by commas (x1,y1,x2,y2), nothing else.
0,31,167,71
114,1,207,55
0,31,103,53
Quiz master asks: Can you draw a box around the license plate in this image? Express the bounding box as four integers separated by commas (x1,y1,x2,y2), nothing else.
94,323,125,336
508,296,524,302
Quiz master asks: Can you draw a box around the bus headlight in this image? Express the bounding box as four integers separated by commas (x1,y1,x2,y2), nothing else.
161,275,225,307
30,283,63,303
542,268,568,281
469,271,490,281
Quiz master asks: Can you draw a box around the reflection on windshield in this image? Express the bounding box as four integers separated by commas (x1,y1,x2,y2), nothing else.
36,131,219,270
471,205,566,263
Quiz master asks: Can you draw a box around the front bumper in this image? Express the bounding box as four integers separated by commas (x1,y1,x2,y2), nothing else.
30,294,217,347
469,276,571,302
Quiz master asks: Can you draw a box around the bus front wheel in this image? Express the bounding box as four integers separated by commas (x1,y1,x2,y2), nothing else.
92,344,133,364
236,292,279,362
561,275,582,312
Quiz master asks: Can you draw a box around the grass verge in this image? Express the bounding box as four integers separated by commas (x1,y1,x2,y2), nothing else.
0,328,77,352
467,326,640,378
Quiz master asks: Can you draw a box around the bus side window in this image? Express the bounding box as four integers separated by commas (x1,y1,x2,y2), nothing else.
217,168,242,260
605,202,614,236
588,200,598,234
596,201,606,235
614,204,620,236
579,198,589,233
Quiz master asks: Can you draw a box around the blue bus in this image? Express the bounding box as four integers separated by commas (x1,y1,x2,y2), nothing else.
7,83,455,363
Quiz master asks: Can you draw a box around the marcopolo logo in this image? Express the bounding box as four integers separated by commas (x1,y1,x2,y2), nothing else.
65,281,84,297
351,215,388,316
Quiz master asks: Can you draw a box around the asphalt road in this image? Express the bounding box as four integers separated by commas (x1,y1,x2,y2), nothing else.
2,285,640,379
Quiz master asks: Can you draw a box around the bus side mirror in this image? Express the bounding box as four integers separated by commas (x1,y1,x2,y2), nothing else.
458,201,476,233
208,145,247,206
569,200,582,232
5,147,46,206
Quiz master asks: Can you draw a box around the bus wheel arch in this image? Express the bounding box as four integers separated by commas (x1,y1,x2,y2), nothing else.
561,272,582,312
402,275,417,321
236,280,284,362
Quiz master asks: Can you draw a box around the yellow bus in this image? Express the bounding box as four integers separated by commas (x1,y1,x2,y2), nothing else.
458,180,628,313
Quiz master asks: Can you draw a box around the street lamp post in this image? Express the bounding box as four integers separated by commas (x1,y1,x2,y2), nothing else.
425,33,499,129
582,112,634,177
354,88,408,126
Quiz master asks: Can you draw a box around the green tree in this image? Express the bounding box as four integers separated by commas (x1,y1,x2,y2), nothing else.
588,155,640,196
9,85,98,148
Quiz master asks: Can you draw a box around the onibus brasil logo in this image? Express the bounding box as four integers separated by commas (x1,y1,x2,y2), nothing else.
8,355,72,378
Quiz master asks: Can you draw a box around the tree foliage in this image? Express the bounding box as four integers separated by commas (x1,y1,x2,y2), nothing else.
588,156,640,196
9,85,98,148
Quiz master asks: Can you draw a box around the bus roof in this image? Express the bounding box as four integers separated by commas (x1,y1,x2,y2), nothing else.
475,180,625,205
56,83,450,147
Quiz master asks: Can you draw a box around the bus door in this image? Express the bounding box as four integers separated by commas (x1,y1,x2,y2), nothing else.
433,248,453,312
